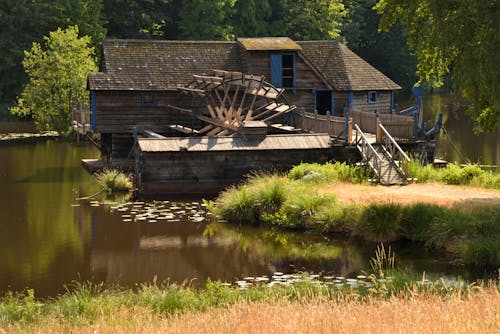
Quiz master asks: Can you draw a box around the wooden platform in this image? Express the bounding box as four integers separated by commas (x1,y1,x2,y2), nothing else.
82,158,135,174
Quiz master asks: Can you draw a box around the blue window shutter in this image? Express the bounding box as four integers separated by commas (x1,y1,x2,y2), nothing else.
331,93,335,116
270,54,282,87
313,89,317,112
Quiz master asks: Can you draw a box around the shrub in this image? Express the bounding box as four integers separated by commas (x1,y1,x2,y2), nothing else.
288,162,370,184
400,203,443,241
95,169,132,193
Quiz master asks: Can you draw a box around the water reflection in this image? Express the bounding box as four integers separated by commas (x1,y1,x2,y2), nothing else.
419,93,499,168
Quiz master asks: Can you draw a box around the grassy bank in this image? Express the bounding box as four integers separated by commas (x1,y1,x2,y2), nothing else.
1,278,498,333
211,163,500,266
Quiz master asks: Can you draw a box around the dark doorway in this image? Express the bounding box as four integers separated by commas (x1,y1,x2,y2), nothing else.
315,90,332,115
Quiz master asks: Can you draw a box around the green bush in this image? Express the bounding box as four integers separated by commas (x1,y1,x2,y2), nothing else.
400,203,443,241
288,162,371,184
95,169,132,193
215,185,259,225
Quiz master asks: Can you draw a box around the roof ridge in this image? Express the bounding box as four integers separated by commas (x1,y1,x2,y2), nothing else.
103,39,236,44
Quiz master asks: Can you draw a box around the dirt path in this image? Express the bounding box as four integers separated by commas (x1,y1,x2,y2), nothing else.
322,182,500,208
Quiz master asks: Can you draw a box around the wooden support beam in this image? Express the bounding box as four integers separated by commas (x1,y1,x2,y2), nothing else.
168,125,200,135
143,130,167,138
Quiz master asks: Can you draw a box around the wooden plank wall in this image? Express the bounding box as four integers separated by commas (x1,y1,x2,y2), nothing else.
94,91,204,134
137,147,361,195
351,91,392,113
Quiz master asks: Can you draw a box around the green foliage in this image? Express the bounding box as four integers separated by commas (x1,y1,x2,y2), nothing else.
0,1,105,117
178,0,236,40
408,160,500,189
212,166,500,266
274,0,346,40
288,162,371,184
95,168,132,193
357,203,402,242
342,0,417,92
103,0,170,39
10,26,97,132
375,0,499,133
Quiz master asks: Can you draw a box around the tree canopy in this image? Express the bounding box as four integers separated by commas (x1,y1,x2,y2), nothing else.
10,26,97,132
375,0,499,133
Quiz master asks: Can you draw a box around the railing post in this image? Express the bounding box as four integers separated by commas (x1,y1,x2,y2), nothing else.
376,119,382,143
348,119,353,144
344,111,349,144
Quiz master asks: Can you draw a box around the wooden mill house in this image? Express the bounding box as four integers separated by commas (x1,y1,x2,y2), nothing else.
75,37,439,195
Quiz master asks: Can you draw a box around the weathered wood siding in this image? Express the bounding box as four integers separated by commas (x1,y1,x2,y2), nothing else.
334,91,348,115
93,91,203,134
351,91,392,113
136,147,360,195
243,51,327,88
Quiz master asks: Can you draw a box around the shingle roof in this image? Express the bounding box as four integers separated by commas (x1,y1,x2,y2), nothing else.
89,39,400,92
297,40,401,91
138,134,331,152
237,37,302,51
88,39,242,91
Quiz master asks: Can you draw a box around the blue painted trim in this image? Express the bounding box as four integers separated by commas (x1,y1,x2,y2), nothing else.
331,93,335,116
90,90,96,131
367,91,378,104
270,54,283,87
313,88,333,115
347,91,353,107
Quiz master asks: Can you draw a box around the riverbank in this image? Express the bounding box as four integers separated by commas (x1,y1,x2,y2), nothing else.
1,279,498,333
211,163,500,266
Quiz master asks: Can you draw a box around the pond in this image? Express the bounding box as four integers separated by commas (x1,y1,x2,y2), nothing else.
0,96,497,297
0,140,489,298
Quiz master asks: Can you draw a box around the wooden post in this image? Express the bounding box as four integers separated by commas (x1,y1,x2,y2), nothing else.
348,119,353,144
376,119,382,143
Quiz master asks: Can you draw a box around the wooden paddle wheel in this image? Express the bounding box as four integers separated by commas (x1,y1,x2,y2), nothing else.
168,70,296,137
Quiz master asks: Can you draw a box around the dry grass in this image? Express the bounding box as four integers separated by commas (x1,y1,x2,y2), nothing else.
4,287,499,334
322,182,500,208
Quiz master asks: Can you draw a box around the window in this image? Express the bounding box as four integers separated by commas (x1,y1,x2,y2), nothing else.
141,92,157,106
368,91,377,104
271,53,296,90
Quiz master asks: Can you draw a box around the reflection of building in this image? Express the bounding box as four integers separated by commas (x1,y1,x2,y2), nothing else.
74,204,368,287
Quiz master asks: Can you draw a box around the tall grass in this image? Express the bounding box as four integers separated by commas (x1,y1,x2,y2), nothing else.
1,279,498,332
408,160,500,189
95,168,133,193
288,162,371,184
213,172,500,265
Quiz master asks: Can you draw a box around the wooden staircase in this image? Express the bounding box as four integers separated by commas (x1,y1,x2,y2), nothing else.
354,123,410,185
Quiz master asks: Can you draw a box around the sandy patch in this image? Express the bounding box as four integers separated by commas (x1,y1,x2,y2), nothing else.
322,182,500,208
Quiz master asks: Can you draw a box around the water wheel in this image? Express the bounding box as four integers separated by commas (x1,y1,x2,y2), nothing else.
168,70,296,136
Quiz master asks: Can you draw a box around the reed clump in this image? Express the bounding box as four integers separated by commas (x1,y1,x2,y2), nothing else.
288,162,371,184
95,168,133,193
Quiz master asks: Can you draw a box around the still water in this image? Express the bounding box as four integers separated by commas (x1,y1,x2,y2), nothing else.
0,95,497,297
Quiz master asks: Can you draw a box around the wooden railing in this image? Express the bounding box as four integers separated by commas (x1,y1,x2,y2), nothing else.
72,101,92,135
292,111,352,142
378,123,411,180
348,109,414,140
354,124,383,179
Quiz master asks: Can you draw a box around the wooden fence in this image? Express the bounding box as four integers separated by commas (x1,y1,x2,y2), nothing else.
292,111,352,142
72,101,92,135
348,109,414,140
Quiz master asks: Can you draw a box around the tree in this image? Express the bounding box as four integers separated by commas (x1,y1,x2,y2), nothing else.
342,0,417,93
0,0,105,117
178,0,236,40
374,0,499,133
10,26,97,132
232,0,272,37
103,0,170,39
